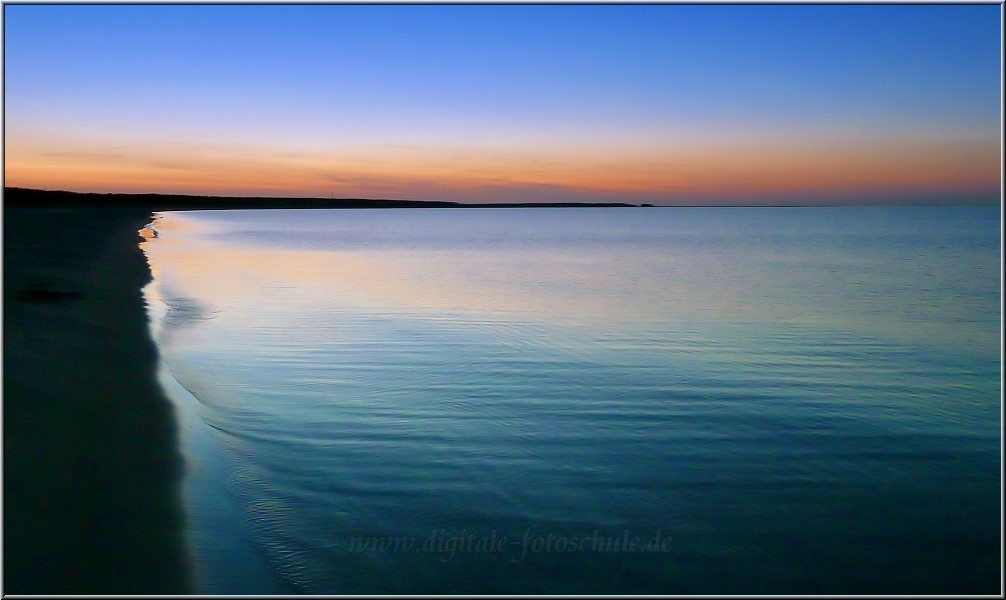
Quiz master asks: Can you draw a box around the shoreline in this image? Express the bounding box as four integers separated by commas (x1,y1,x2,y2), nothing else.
3,207,191,593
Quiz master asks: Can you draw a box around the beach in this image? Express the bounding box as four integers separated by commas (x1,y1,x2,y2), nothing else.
3,206,190,593
0,190,636,595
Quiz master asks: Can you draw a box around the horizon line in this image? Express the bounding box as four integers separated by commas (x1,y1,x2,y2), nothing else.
2,186,1000,209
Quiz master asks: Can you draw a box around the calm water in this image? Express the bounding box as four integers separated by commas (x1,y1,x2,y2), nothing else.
140,207,1001,594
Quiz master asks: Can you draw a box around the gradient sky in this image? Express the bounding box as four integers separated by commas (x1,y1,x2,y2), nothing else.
3,4,1001,204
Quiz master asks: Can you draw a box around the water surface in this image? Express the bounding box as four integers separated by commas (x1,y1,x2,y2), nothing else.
142,207,1000,594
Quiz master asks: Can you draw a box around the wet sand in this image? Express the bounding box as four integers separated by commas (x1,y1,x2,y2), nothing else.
3,206,190,593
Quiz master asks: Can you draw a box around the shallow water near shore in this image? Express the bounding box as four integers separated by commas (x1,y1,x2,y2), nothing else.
141,206,1000,594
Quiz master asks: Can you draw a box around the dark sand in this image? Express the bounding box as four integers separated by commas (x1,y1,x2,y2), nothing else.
3,207,190,593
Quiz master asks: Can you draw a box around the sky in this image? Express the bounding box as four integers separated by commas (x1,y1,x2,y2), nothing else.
2,4,1002,205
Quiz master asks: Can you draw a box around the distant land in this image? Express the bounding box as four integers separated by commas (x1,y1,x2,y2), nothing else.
2,188,642,210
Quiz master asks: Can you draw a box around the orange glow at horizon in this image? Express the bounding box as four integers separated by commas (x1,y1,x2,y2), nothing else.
4,129,999,203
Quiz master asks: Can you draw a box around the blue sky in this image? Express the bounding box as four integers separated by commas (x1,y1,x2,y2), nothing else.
4,4,1001,204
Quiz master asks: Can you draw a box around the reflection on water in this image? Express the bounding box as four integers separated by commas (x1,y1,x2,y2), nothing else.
141,207,1000,594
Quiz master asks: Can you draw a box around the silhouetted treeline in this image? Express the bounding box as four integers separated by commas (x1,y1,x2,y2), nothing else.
3,188,638,210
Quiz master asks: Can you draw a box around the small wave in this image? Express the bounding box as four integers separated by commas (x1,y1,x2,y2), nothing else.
156,293,221,338
139,222,159,239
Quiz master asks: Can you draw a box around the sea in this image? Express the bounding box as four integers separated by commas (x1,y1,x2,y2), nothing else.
139,206,1001,594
